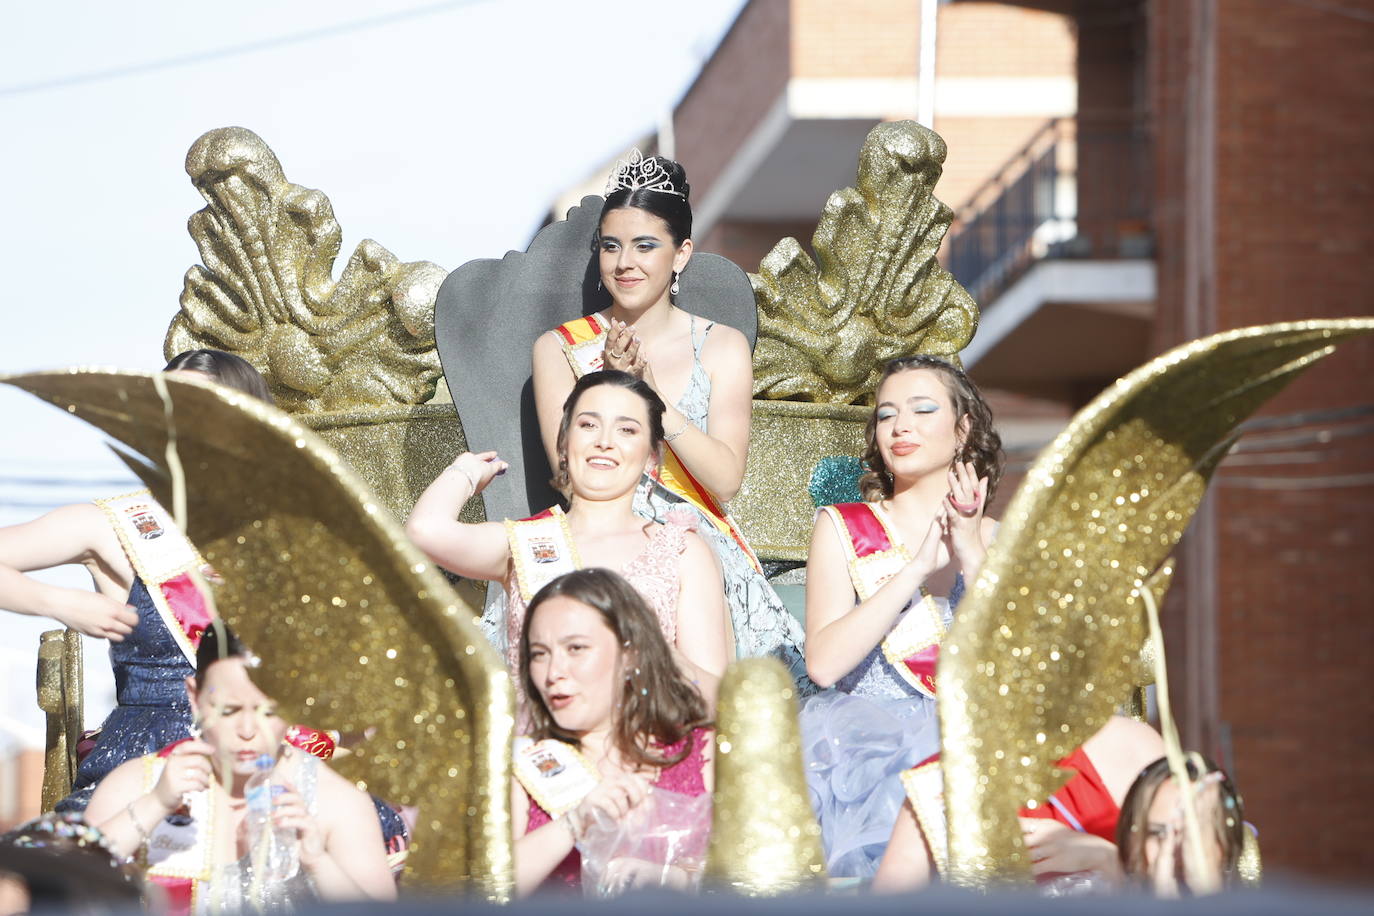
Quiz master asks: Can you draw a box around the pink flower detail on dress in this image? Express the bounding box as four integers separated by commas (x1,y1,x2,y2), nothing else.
664,505,699,531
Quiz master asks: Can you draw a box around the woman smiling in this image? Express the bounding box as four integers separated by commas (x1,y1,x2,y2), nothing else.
407,370,731,701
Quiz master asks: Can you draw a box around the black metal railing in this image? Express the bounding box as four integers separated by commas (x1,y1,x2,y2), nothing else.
945,116,1152,306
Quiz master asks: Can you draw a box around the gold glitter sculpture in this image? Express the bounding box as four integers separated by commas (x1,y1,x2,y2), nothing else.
704,658,827,893
750,120,978,405
2,370,514,897
937,319,1374,887
734,121,977,557
166,127,448,412
36,628,83,811
163,127,467,523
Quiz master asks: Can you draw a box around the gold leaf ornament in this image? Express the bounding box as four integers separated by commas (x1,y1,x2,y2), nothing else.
165,127,448,412
936,319,1374,887
751,121,978,404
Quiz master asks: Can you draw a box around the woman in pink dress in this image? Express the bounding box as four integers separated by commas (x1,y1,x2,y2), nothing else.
406,369,731,698
508,568,713,896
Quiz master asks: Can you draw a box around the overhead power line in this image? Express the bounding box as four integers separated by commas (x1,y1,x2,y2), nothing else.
0,0,491,98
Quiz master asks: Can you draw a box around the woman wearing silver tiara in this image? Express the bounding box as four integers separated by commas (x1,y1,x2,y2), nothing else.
531,151,808,690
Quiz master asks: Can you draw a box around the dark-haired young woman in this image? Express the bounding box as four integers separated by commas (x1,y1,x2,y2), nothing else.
407,369,731,697
0,351,274,812
799,355,1004,879
86,626,396,912
529,152,807,687
510,568,713,896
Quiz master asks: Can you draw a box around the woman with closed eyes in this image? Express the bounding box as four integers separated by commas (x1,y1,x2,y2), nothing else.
407,369,731,706
798,355,1004,880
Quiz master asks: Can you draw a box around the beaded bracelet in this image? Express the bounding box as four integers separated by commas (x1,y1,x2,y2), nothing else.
126,800,152,846
664,419,690,443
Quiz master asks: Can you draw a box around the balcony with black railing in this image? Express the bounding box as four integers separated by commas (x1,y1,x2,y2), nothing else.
946,116,1153,308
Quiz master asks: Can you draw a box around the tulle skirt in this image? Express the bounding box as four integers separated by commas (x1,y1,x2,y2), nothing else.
800,689,940,879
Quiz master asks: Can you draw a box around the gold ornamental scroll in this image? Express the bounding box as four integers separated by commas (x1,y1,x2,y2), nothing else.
751,120,978,406
1,369,514,897
937,318,1374,887
163,126,466,524
737,120,979,559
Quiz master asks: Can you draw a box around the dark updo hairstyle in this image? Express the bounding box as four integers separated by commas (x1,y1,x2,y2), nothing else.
551,369,666,493
520,568,709,769
1116,754,1247,889
598,156,693,247
194,621,251,690
859,355,1004,503
164,349,274,405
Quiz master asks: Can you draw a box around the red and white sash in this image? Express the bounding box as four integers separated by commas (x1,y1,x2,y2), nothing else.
819,502,947,698
94,491,213,665
552,314,762,573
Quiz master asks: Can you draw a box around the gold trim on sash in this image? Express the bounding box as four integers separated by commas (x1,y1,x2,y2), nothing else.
141,754,217,883
94,491,209,667
512,736,601,818
818,504,912,601
505,508,583,602
900,760,949,877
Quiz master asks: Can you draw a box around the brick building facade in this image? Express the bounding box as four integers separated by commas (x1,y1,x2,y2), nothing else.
641,0,1373,882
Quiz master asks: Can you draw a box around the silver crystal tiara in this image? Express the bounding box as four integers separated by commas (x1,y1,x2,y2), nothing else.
605,148,684,197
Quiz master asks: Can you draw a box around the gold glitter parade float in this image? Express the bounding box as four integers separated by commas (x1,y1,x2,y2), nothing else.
15,120,1370,896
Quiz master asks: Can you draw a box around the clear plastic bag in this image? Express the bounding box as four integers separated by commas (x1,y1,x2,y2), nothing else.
578,787,711,897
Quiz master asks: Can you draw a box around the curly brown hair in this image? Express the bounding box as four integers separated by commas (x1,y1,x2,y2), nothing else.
519,568,709,769
858,355,1004,503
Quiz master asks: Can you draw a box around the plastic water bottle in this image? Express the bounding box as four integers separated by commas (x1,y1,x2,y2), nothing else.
244,754,299,884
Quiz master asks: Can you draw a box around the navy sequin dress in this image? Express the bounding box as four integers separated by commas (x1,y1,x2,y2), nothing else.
56,577,193,813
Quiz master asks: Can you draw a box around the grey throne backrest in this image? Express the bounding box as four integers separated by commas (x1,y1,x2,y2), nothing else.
435,194,758,525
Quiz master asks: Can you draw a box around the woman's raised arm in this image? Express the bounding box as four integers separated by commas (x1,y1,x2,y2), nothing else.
0,502,139,639
405,451,512,582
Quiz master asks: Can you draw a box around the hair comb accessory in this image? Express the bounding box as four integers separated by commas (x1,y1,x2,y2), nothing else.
605,148,683,197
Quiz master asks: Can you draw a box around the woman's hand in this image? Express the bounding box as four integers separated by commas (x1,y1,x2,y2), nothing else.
448,451,508,497
272,783,327,870
1019,817,1123,882
904,511,951,586
602,321,643,376
945,461,989,579
601,857,692,893
49,590,139,641
152,739,215,811
568,771,652,836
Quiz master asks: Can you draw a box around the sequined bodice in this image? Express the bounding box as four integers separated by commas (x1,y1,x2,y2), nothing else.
112,577,194,707
835,576,963,700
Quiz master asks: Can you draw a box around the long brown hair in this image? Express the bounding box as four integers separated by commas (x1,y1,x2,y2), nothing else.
519,568,709,769
858,355,1004,503
1116,754,1246,887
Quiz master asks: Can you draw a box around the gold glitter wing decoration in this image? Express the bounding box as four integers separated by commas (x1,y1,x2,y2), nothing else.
750,120,978,405
165,127,449,412
937,318,1374,886
704,658,826,893
0,369,514,897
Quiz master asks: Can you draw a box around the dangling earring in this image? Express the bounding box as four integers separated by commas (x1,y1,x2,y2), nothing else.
597,277,603,291
670,271,680,297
